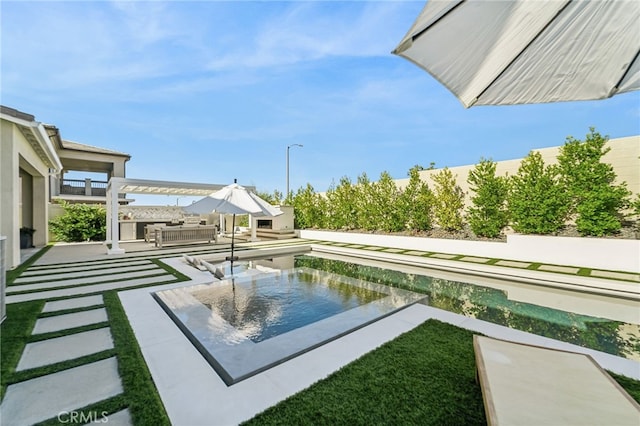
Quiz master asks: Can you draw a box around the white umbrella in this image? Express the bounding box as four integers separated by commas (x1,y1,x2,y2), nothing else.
184,179,283,269
393,0,640,107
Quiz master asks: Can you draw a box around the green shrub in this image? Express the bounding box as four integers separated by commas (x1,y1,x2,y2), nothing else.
631,194,640,235
467,159,508,238
508,152,569,234
557,128,630,236
49,202,107,242
292,183,326,229
399,166,434,232
325,177,359,230
575,191,628,236
372,171,404,232
431,168,465,231
354,173,377,231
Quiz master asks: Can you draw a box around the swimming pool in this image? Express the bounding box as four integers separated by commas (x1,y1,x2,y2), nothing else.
153,263,425,385
296,252,640,361
155,251,639,385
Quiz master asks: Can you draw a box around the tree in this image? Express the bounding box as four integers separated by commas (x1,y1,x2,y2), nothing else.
292,183,326,229
508,151,569,234
431,168,465,231
399,166,434,232
372,171,404,232
466,158,509,238
257,189,282,205
325,177,358,230
354,173,377,231
49,202,107,242
557,128,630,236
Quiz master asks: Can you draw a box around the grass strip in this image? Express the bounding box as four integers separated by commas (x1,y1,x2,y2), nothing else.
28,323,110,343
245,319,487,426
8,265,161,286
610,372,640,402
103,291,170,425
24,257,153,270
150,258,191,281
0,300,44,399
6,246,52,285
21,279,180,304
6,273,177,296
38,304,105,318
8,350,117,385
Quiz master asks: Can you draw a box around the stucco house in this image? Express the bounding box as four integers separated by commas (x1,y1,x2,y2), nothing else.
0,105,130,269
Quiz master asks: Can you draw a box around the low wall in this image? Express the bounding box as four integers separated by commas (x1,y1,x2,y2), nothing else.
299,230,640,273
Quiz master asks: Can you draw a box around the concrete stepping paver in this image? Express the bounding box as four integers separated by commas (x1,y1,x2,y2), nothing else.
495,260,531,268
460,256,491,263
430,253,458,259
538,264,580,274
32,308,108,335
17,328,114,371
7,274,176,304
9,268,164,292
405,250,430,256
19,259,152,277
382,248,405,253
0,357,123,426
590,270,640,282
14,263,159,284
92,409,133,426
43,295,104,313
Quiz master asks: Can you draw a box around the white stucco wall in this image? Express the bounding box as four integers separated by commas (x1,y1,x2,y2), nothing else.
395,135,640,207
299,230,640,273
0,119,53,268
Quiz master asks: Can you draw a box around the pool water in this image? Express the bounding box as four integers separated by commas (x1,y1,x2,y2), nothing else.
295,254,640,361
153,264,424,385
190,269,386,343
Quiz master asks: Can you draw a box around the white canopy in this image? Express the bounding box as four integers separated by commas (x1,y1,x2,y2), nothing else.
105,178,255,254
393,0,640,107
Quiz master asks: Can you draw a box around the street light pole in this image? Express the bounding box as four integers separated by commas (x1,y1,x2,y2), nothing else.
286,143,303,200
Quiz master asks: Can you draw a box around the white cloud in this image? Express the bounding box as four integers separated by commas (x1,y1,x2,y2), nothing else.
206,2,413,71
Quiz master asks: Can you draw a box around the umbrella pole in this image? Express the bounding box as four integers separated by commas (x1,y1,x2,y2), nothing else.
230,213,236,273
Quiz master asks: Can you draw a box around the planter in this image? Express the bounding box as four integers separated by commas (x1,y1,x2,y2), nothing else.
19,228,35,249
299,229,640,273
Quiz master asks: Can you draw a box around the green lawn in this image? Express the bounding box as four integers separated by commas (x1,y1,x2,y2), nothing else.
245,319,640,425
245,320,487,425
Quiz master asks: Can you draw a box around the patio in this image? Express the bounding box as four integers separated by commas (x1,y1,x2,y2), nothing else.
2,239,639,425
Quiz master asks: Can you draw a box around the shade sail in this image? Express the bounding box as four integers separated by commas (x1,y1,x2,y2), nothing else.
393,0,640,107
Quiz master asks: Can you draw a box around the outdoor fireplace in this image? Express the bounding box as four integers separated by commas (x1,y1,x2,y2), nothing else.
257,219,272,229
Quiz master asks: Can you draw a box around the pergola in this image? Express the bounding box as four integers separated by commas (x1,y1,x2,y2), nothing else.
105,177,255,254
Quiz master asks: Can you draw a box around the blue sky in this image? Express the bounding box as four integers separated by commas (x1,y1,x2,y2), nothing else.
2,1,639,206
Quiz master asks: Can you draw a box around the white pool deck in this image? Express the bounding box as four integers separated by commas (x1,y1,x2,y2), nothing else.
119,251,640,425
